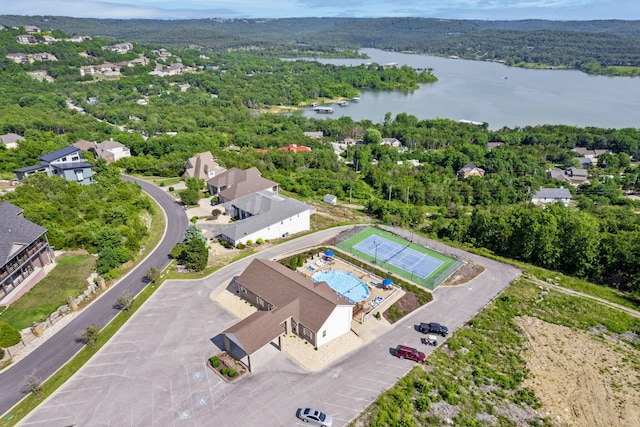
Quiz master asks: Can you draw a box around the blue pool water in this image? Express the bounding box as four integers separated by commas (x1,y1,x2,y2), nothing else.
312,270,370,303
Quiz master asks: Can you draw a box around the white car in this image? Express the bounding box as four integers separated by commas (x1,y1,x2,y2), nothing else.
296,407,333,427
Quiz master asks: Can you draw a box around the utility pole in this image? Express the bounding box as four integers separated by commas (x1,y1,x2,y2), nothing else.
388,185,392,202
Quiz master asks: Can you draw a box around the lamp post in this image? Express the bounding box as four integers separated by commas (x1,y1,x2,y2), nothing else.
373,239,381,265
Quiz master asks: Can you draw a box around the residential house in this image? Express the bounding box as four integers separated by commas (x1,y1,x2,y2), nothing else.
24,26,40,33
6,53,29,63
216,191,315,247
303,131,323,139
108,43,133,54
95,63,120,75
381,138,402,148
32,53,57,62
0,133,25,149
0,201,55,305
165,63,185,76
95,139,131,163
14,146,95,185
531,187,572,205
222,259,353,371
16,35,37,45
73,139,131,163
207,167,277,203
42,35,57,43
152,48,172,61
79,66,96,76
572,147,611,165
457,162,485,180
487,142,504,150
67,35,92,42
278,144,312,153
184,152,225,181
547,167,589,186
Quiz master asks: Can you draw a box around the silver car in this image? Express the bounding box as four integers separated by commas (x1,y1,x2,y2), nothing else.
296,407,333,427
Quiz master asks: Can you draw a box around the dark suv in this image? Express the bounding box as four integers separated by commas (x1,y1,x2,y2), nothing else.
419,322,449,337
395,345,426,362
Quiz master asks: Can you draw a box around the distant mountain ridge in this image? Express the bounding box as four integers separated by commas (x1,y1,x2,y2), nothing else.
2,16,640,71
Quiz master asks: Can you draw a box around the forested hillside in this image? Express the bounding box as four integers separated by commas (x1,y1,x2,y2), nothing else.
1,26,640,292
2,15,640,74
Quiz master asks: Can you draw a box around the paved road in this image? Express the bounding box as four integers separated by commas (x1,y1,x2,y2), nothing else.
0,176,188,417
18,226,521,426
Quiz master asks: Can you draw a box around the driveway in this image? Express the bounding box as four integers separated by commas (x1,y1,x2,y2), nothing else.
18,224,520,427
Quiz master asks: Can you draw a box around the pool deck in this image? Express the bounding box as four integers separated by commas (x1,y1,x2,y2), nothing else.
212,255,405,372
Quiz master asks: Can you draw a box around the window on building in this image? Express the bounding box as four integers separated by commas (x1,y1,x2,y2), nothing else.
322,330,326,338
75,170,84,181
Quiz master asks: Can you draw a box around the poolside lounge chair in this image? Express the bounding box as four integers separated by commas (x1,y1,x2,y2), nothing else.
308,265,315,271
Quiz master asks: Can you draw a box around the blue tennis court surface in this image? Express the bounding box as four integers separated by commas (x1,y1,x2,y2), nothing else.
353,236,443,279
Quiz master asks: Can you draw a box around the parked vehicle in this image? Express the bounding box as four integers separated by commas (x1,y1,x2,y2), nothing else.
395,345,426,362
421,335,439,346
419,322,448,337
296,407,333,427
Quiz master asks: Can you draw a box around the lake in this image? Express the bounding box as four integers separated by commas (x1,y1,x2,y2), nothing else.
288,49,640,130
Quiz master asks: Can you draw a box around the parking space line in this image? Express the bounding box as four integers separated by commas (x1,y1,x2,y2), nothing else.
19,415,74,425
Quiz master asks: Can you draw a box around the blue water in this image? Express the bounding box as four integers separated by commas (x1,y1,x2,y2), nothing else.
312,270,370,303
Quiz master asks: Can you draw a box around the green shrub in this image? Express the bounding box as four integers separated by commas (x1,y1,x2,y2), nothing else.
168,186,174,192
256,238,264,245
237,242,245,249
414,396,430,412
289,257,298,269
246,240,253,246
209,356,220,368
220,367,228,375
374,311,382,320
190,216,198,224
228,369,237,377
0,348,5,360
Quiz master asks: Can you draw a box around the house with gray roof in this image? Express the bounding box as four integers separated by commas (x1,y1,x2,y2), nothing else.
0,202,55,305
547,167,589,186
0,133,25,149
14,145,94,185
207,167,277,203
95,139,131,163
216,191,315,247
531,187,573,206
222,259,353,371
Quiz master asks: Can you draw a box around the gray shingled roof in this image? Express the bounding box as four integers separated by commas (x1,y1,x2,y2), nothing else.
0,133,25,145
218,192,313,241
533,187,573,200
0,202,47,264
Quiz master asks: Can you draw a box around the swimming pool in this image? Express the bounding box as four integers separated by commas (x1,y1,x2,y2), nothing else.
312,270,370,303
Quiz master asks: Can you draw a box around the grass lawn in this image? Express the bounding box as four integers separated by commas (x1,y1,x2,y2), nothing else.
0,255,95,330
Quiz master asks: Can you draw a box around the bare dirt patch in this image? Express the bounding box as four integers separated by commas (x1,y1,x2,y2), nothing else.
441,260,485,286
383,291,421,323
517,316,640,427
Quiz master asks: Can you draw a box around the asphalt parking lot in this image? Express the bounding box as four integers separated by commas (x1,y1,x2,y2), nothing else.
19,226,521,427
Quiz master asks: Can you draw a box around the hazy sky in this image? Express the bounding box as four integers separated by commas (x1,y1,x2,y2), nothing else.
3,0,640,20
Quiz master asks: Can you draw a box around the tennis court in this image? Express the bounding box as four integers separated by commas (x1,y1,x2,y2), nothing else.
336,227,460,290
353,236,442,279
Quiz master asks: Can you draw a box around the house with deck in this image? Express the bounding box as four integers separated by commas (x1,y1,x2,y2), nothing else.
0,202,55,305
222,259,353,371
14,146,94,185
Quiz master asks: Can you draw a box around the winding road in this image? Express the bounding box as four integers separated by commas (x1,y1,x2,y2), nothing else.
0,176,188,417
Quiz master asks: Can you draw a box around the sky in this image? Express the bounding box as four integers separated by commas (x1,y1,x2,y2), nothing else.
2,0,640,21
